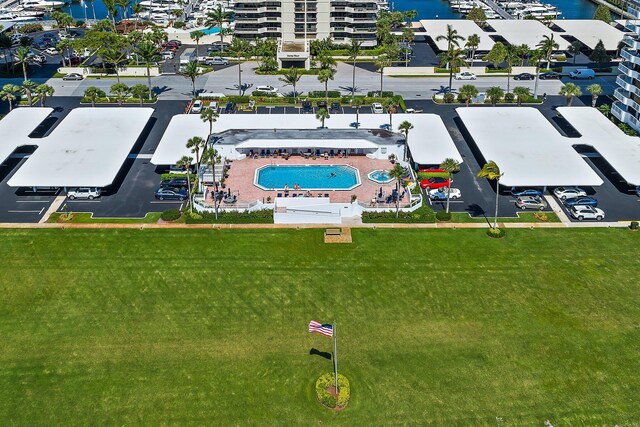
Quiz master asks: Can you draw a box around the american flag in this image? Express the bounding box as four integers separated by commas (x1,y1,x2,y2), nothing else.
308,320,333,337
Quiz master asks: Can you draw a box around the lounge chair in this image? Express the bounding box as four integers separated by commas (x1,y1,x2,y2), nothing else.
277,193,282,198
324,193,329,198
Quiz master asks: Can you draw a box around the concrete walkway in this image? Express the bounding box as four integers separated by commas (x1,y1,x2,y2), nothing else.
544,195,572,224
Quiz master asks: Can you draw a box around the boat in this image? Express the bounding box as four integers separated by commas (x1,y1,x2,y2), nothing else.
21,0,66,10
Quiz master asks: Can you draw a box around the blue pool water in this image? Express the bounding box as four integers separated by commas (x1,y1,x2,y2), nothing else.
256,165,360,190
368,170,393,184
198,27,221,36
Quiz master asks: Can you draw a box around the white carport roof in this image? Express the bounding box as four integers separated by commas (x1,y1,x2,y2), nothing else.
236,139,378,149
456,107,603,188
552,20,625,50
0,108,53,163
487,19,571,50
8,108,154,188
419,19,494,51
151,113,462,166
557,106,640,186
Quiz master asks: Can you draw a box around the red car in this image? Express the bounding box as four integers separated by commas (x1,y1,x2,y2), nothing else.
162,42,179,50
419,167,445,173
420,176,450,189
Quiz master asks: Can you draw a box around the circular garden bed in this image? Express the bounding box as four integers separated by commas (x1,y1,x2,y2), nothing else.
315,373,350,410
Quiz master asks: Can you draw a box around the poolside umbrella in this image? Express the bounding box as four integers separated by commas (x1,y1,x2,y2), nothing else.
379,187,383,197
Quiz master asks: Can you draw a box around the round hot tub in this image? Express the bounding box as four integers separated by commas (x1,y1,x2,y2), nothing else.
368,169,393,184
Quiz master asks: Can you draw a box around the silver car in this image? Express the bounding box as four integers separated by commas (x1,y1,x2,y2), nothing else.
515,196,548,210
67,187,101,200
553,187,587,200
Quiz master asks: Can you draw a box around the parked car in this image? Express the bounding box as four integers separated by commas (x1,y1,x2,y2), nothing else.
372,102,384,113
511,188,543,197
62,73,83,81
455,72,476,80
254,85,278,94
317,100,327,109
28,53,46,64
205,56,229,66
570,205,605,221
301,101,312,113
162,41,179,49
330,102,341,113
169,164,195,174
161,51,174,60
569,69,595,80
420,176,450,190
563,196,598,207
154,187,188,201
419,166,445,173
44,47,59,55
191,99,203,113
514,72,535,80
167,39,182,46
61,56,81,66
67,187,101,200
161,177,189,188
208,41,230,52
515,195,548,210
636,186,640,197
429,188,461,200
225,101,236,114
553,187,587,200
539,71,561,80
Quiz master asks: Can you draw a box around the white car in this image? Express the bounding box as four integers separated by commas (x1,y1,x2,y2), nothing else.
455,72,476,80
570,205,605,221
67,187,101,200
191,100,203,113
372,102,384,113
553,187,587,200
429,188,461,200
254,85,279,95
205,56,229,66
44,47,59,55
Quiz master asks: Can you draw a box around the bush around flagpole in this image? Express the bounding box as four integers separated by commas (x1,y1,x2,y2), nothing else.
315,373,350,410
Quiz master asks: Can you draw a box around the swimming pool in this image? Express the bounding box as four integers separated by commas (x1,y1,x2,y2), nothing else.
368,169,393,184
255,165,360,190
193,27,221,36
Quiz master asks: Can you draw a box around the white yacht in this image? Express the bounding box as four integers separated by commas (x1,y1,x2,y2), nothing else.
21,0,66,10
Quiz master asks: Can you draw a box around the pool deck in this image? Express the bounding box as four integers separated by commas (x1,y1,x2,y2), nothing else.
206,156,406,205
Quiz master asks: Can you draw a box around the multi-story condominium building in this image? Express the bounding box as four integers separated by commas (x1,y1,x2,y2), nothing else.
614,3,640,132
234,0,380,68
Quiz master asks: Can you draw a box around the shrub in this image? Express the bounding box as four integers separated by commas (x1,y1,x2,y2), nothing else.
189,212,203,220
367,90,394,97
173,21,186,28
457,93,467,103
443,93,455,103
630,221,639,230
160,208,181,222
309,90,341,98
533,212,549,222
436,211,452,221
18,23,44,33
504,93,515,103
315,373,350,409
486,228,506,238
184,209,273,224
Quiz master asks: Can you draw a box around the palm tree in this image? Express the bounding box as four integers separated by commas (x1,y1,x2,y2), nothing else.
346,39,362,96
116,0,131,20
0,33,13,72
398,120,413,162
0,84,22,111
279,67,302,103
180,61,202,97
190,30,205,53
476,161,503,230
458,84,478,107
587,83,603,107
205,5,233,47
436,24,465,69
537,34,559,70
201,147,221,219
486,86,504,106
103,0,118,27
385,101,397,129
132,2,142,29
21,80,38,106
135,41,160,100
352,97,363,129
389,163,404,217
176,155,194,213
100,47,127,83
567,40,582,64
56,39,73,67
110,82,130,105
14,46,31,81
317,68,334,103
186,136,205,174
201,107,219,136
559,83,581,106
505,44,519,94
228,38,251,95
438,47,467,92
84,86,106,107
316,107,330,128
317,53,336,71
439,158,460,214
465,33,480,65
35,84,54,107
374,54,392,94
513,86,530,106
130,83,149,106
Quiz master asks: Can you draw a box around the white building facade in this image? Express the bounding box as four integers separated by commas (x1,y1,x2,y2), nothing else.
614,4,640,132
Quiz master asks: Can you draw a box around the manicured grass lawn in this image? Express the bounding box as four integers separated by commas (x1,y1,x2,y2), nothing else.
1,229,639,425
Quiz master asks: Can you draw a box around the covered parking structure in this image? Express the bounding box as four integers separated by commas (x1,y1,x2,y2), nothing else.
456,107,603,188
557,106,640,188
0,108,53,164
551,20,625,51
486,19,571,51
8,108,154,189
151,113,462,167
419,20,494,52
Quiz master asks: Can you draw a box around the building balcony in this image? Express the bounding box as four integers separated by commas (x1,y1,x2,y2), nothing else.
330,26,375,33
621,48,640,66
236,15,279,23
629,5,640,18
330,15,376,23
619,63,640,80
616,75,640,95
623,35,640,50
614,87,640,112
612,101,640,132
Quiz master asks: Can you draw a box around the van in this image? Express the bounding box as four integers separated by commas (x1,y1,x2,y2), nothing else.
569,69,595,80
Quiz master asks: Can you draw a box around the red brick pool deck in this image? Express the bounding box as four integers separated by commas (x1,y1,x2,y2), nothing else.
205,155,409,205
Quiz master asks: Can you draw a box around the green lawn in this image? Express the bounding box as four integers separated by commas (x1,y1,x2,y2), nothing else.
1,229,639,425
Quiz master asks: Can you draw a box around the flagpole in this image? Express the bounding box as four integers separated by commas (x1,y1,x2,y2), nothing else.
333,319,338,392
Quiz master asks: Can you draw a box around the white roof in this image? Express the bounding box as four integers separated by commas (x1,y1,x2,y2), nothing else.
235,139,378,149
151,113,462,165
487,19,571,50
552,19,625,50
8,108,154,188
419,19,494,51
456,107,603,187
0,108,53,164
557,106,640,186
